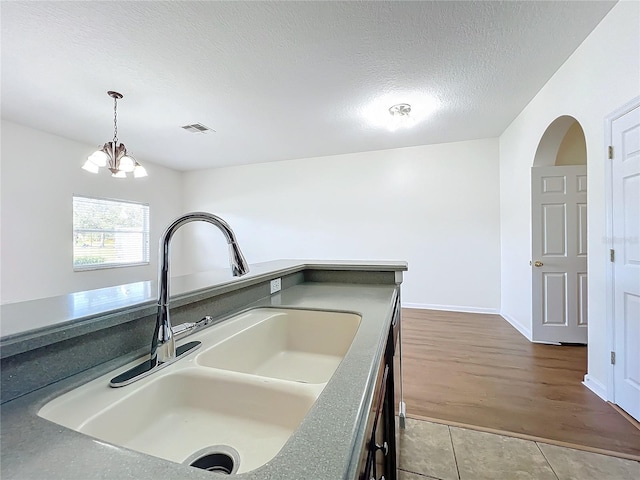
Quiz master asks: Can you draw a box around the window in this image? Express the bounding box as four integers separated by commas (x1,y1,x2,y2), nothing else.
73,195,150,270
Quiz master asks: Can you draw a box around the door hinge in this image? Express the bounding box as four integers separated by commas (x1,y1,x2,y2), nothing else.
608,145,614,159
611,351,616,365
610,249,615,262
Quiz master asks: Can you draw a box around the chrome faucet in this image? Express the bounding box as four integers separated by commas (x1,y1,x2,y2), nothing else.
152,212,250,365
110,212,249,387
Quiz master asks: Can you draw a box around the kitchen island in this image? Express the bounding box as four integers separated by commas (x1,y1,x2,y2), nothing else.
1,260,406,480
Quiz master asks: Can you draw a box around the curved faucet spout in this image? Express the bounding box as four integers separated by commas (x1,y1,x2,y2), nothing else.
151,212,249,365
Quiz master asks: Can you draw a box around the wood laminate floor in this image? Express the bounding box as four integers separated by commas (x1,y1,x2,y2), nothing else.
399,309,640,459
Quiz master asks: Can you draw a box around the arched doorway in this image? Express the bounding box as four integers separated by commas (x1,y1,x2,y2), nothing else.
531,116,588,343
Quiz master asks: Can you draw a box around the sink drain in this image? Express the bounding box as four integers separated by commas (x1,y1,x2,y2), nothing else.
191,453,234,474
184,445,240,475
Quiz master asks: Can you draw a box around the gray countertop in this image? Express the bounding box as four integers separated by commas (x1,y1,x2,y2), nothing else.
1,259,405,339
1,277,400,479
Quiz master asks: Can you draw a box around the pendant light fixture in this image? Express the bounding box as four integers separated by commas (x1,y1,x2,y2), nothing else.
82,91,147,178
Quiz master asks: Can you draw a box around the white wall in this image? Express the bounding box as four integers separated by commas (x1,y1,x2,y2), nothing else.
182,138,501,311
499,1,640,388
0,120,185,304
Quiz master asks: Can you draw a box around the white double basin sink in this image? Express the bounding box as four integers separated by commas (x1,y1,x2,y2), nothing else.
38,308,361,474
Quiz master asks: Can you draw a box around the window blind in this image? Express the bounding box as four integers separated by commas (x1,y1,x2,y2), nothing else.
73,195,150,270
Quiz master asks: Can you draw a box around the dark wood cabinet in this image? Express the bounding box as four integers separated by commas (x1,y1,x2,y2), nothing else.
358,292,400,480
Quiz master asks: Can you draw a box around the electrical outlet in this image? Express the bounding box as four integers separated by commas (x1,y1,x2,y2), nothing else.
270,278,282,294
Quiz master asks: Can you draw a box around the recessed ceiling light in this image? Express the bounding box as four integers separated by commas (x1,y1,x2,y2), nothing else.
389,103,412,116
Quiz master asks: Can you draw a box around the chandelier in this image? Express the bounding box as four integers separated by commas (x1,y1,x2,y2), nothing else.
82,91,147,178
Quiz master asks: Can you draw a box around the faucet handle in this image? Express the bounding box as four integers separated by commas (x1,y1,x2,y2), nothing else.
196,316,213,328
172,316,214,340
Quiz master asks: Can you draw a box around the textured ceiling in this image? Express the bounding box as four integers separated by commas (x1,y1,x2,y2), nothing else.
1,1,616,171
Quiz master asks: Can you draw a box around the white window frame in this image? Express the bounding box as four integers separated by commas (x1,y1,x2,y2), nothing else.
73,195,150,271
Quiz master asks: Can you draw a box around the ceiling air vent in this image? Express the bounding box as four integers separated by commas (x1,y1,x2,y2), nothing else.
181,123,215,134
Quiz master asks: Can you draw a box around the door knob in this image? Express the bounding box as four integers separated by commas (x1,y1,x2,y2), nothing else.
534,261,543,267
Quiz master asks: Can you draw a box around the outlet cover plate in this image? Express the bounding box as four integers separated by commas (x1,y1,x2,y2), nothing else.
270,278,282,294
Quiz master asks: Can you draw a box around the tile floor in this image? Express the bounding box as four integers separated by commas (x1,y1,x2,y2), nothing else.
397,418,640,480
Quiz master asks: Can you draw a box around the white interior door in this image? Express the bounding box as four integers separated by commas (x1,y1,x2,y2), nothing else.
611,104,640,420
532,165,588,344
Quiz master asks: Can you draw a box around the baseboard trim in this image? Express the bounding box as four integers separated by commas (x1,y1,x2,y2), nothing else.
401,303,499,315
608,402,640,431
500,312,532,341
583,374,608,401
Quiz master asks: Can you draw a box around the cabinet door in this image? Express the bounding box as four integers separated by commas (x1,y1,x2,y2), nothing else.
373,293,400,480
384,321,398,480
371,365,389,480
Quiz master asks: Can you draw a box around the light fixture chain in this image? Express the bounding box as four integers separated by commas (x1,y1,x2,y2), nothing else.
113,96,118,144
